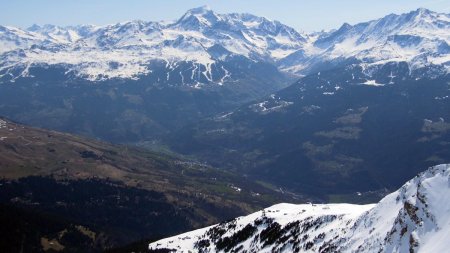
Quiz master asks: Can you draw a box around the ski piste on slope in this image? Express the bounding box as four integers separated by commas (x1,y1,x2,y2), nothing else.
149,164,450,252
0,7,448,83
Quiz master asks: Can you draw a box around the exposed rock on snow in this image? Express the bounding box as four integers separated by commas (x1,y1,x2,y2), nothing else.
149,164,450,252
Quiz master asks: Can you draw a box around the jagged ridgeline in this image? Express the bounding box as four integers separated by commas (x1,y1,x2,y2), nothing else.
150,164,450,252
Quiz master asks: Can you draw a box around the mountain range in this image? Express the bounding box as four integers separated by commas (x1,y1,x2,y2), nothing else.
0,5,306,84
1,7,448,82
0,7,448,140
0,6,448,195
0,6,449,199
0,6,449,252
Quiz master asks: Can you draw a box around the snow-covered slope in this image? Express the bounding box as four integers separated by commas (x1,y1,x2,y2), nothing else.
0,6,307,83
1,7,448,84
285,8,450,75
149,164,450,252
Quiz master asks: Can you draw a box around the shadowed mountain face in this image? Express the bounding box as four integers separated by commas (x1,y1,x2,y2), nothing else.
0,118,300,250
0,60,290,143
168,64,450,198
0,203,102,253
0,179,190,252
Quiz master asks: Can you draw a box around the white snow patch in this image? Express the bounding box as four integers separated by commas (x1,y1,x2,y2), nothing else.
363,80,385,86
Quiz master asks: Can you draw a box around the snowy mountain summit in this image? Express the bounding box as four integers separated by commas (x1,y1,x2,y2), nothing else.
303,8,450,75
0,8,448,84
149,164,450,252
0,6,306,83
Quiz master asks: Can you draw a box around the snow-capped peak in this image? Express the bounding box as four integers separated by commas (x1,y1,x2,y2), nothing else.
306,8,450,75
175,5,221,29
413,7,433,17
182,5,213,16
25,24,84,43
0,6,308,82
0,8,448,82
148,164,450,252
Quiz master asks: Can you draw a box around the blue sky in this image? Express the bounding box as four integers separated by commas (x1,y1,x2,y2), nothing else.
1,0,449,31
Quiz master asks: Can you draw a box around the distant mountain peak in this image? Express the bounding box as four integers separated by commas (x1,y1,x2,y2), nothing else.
176,5,220,29
414,7,433,15
27,24,43,31
186,5,212,14
402,7,438,24
0,7,448,81
340,22,353,31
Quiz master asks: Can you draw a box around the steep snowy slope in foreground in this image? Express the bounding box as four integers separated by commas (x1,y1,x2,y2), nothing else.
149,164,450,252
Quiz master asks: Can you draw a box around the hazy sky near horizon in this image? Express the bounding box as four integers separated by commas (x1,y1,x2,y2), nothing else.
1,0,449,32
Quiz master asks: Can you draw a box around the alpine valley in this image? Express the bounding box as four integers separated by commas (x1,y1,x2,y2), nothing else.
0,118,296,252
1,7,448,144
0,5,449,253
